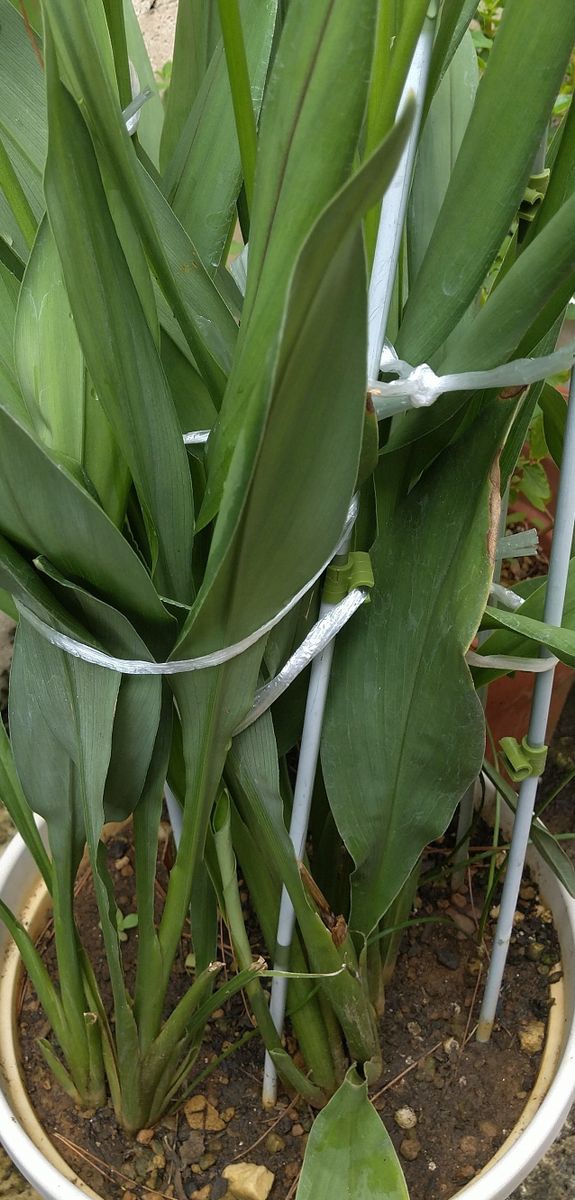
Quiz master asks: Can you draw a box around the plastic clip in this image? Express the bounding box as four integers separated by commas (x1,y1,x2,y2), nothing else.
499,735,548,783
519,169,550,224
323,552,374,604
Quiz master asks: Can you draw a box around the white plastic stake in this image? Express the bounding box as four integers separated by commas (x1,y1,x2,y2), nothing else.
263,14,438,1108
478,367,575,1041
261,535,352,1107
367,14,436,379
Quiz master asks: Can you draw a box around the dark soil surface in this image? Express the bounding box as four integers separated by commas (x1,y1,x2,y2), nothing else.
17,826,559,1200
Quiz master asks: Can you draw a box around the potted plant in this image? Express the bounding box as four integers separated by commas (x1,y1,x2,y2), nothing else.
1,1,575,1198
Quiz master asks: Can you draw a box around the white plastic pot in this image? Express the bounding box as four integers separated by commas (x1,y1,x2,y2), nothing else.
0,810,574,1200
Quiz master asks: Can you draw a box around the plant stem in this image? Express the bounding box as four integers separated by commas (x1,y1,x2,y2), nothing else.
217,0,257,213
213,793,325,1104
0,135,37,249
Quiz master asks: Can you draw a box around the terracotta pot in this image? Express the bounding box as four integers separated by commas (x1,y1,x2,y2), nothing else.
485,662,574,765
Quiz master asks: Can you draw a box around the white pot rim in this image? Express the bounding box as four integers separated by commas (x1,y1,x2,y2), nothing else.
0,799,574,1200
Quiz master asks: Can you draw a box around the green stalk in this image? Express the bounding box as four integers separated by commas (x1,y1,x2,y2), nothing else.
101,0,132,110
0,134,37,250
231,804,340,1092
212,793,325,1104
217,0,258,212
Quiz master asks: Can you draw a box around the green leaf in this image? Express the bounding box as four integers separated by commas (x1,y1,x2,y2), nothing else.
515,460,550,511
322,397,514,934
483,760,575,898
15,216,130,526
122,0,164,167
408,31,479,285
481,605,575,668
0,0,46,260
296,1068,408,1200
539,383,567,467
0,719,51,886
165,0,278,272
474,562,575,684
184,112,413,656
0,405,171,648
41,0,237,399
44,57,195,602
398,0,575,364
160,0,220,170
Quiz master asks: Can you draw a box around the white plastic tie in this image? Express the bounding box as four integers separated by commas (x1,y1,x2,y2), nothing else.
18,497,360,677
489,583,525,611
234,587,368,735
371,343,575,419
466,650,558,673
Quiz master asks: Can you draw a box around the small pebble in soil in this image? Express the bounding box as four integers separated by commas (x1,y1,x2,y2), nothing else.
291,1123,305,1137
179,1132,206,1164
394,1106,418,1130
436,946,460,971
459,1136,479,1158
399,1137,421,1161
519,1019,545,1054
212,1180,229,1200
479,1120,498,1139
446,907,476,936
222,1162,275,1200
264,1132,285,1154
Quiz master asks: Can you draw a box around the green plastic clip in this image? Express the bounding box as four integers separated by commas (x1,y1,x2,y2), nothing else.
323,552,374,604
519,169,550,223
499,736,548,783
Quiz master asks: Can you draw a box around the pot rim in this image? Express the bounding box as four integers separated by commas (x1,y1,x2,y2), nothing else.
0,804,573,1200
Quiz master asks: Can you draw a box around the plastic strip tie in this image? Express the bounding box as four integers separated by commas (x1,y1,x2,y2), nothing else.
489,582,524,611
497,529,539,560
122,87,152,136
499,735,548,782
372,343,575,418
466,650,558,673
18,497,360,676
233,588,368,735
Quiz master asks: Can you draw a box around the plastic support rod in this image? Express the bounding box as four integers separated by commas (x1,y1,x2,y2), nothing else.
261,535,352,1108
477,368,575,1042
367,14,436,379
262,13,438,1108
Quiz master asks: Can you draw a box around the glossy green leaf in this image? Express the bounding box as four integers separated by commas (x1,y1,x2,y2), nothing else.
184,112,413,657
0,0,46,260
408,32,478,285
42,0,237,398
398,0,575,364
0,719,51,885
481,605,575,668
322,397,514,935
165,0,278,272
0,404,170,646
539,383,567,467
483,760,575,899
161,0,220,170
44,58,194,602
15,216,130,525
296,1068,408,1200
123,0,164,167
